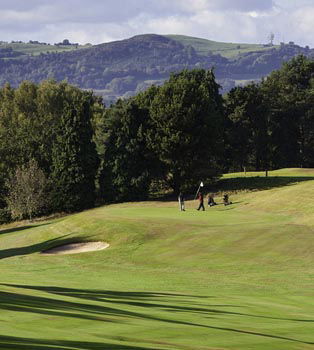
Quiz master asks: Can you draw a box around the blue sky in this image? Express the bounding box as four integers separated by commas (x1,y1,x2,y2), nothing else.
0,0,313,47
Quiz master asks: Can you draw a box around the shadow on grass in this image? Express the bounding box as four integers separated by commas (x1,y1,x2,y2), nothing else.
0,222,51,236
1,284,314,346
214,176,314,193
0,287,220,325
0,335,166,350
0,234,75,260
147,176,314,202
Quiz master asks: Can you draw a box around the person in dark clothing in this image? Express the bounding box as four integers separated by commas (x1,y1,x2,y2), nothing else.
197,192,205,211
208,193,217,207
223,194,232,206
178,192,185,211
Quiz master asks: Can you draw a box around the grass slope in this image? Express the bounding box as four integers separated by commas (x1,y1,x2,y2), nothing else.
1,35,274,59
166,34,279,58
0,42,90,57
1,169,314,349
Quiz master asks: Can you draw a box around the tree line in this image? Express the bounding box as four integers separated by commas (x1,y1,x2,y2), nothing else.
0,55,313,222
225,55,314,171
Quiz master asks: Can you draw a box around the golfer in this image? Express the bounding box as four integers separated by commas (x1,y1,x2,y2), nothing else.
197,192,205,211
178,192,185,211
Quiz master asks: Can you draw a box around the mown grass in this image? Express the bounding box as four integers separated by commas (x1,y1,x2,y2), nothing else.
166,35,279,58
1,168,314,349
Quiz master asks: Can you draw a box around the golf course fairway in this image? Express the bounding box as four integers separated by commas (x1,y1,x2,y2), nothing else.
1,168,314,350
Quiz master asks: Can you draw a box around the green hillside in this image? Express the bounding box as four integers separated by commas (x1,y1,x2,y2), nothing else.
1,169,314,349
0,35,280,59
0,42,89,58
166,34,279,58
0,34,311,103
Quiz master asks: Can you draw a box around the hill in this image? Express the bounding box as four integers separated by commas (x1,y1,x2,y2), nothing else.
1,168,314,349
0,34,313,103
0,41,89,58
166,34,278,58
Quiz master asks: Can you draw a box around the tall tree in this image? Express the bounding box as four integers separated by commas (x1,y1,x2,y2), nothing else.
50,86,99,212
262,55,314,168
147,69,224,192
0,83,17,174
35,80,68,172
100,98,154,202
225,83,270,171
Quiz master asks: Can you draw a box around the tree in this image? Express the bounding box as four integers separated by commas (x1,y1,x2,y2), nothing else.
262,55,314,168
225,83,270,172
0,80,101,214
99,98,154,202
50,86,99,212
35,80,68,172
0,80,62,176
147,69,224,192
0,83,17,174
6,160,47,221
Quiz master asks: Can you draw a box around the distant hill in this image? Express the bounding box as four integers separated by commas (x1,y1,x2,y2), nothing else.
0,34,313,104
166,34,278,58
0,41,89,58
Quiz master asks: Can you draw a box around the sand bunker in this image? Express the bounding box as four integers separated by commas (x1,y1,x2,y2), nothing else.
42,242,109,255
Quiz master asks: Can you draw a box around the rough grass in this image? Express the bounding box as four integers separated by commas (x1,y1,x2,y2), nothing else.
1,169,314,349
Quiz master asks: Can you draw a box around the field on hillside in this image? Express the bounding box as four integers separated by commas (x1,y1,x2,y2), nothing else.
166,35,279,58
1,169,314,350
0,42,89,57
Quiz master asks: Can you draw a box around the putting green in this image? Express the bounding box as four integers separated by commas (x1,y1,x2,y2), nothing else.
1,169,314,350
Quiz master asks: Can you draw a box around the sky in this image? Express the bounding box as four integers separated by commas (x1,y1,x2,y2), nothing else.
0,0,313,47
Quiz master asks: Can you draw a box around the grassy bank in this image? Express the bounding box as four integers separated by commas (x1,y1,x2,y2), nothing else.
1,169,314,349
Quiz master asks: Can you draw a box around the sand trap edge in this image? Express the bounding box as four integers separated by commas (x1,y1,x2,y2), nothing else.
41,242,110,255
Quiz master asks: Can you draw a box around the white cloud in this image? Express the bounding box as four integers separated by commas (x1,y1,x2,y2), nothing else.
0,0,313,47
287,6,314,45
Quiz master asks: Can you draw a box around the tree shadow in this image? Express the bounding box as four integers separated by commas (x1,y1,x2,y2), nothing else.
0,286,225,323
3,284,314,323
0,335,166,350
214,176,314,193
1,285,314,346
0,234,75,260
0,222,51,236
146,176,314,202
4,284,209,300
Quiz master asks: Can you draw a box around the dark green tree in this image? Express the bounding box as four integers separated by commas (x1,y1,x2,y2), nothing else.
262,55,314,168
36,80,68,172
225,83,270,172
50,86,99,212
100,98,154,202
147,69,224,192
0,83,17,174
0,83,17,211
